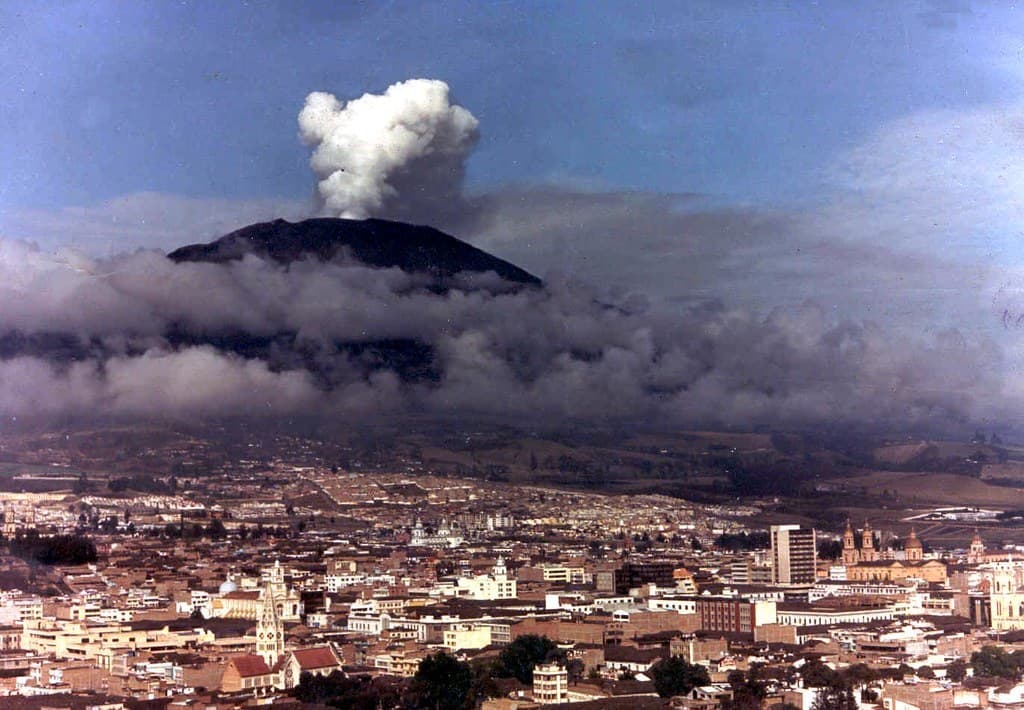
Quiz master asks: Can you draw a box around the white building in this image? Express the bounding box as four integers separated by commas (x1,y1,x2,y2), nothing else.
533,663,568,704
456,556,517,600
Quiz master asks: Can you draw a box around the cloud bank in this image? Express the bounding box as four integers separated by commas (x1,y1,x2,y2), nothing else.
0,234,1003,434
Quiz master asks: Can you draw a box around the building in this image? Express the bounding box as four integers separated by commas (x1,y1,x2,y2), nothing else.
220,654,277,694
532,663,568,704
989,562,1024,631
696,596,777,636
457,556,517,600
846,559,947,584
255,577,285,667
279,646,344,689
615,561,676,594
770,525,817,585
841,519,879,565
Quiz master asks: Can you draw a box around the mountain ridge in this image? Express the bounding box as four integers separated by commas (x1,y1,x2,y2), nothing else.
168,217,541,287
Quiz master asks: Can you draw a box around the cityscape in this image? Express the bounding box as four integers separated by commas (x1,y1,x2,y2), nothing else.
6,2,1024,709
0,425,1024,708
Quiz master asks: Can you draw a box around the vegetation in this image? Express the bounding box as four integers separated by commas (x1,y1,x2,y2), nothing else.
293,670,402,709
107,474,171,493
407,652,474,710
6,530,97,565
649,655,711,698
947,658,968,683
810,685,858,710
971,645,1024,680
714,531,769,551
494,634,565,684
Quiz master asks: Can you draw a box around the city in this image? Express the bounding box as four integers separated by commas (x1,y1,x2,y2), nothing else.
1,427,1024,708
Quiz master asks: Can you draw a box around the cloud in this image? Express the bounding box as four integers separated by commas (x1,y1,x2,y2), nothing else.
0,231,1007,434
298,79,479,226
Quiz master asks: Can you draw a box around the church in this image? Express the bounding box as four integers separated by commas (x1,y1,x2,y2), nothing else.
841,519,947,583
219,562,342,695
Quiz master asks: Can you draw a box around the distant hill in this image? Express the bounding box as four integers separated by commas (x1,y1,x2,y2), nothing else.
169,217,541,287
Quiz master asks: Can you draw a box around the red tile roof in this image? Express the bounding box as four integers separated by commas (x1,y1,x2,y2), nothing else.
229,654,272,677
291,646,341,670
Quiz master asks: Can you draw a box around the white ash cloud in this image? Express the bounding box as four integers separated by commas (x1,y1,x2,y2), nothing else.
299,79,479,225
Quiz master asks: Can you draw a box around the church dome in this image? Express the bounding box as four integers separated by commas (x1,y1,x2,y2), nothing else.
219,577,238,594
905,529,923,549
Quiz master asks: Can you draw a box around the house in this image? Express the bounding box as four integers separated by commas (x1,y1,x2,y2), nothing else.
279,645,344,688
220,654,277,693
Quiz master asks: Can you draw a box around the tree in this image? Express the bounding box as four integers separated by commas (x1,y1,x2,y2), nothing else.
294,670,402,709
566,658,585,685
496,634,564,684
726,667,767,709
650,656,711,698
841,663,877,686
802,661,841,688
917,665,935,679
205,518,227,540
811,685,857,710
407,652,472,710
947,658,968,683
971,645,1019,679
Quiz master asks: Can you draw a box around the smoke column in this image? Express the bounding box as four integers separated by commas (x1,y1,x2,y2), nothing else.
298,79,479,226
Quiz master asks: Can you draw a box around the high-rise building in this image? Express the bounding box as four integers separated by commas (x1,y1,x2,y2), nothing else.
770,525,817,585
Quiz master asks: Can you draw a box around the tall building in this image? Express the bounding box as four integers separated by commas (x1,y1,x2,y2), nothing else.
770,525,817,585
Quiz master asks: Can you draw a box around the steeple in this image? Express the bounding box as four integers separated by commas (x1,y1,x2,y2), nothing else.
842,518,859,566
256,577,284,667
860,520,877,562
969,529,986,563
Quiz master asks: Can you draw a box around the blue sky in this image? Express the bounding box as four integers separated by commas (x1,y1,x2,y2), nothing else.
3,1,1024,333
2,1,1018,209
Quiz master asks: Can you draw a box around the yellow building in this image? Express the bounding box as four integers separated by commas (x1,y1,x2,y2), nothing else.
988,563,1024,631
845,559,947,584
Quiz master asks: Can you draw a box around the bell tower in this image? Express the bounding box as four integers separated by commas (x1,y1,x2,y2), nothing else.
860,521,877,562
842,518,859,566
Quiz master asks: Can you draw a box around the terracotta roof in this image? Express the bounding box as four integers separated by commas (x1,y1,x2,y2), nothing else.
222,590,261,600
291,646,341,670
229,653,272,677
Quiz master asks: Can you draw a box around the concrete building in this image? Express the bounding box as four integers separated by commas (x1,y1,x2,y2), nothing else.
532,663,568,704
771,525,817,585
457,556,517,600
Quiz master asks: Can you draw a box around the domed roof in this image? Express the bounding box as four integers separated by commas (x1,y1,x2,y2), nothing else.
905,528,923,549
219,577,238,594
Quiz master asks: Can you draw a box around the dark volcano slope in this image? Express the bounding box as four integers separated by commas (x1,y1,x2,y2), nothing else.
169,217,541,286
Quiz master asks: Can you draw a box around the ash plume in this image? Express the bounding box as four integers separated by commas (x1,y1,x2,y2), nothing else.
299,79,479,226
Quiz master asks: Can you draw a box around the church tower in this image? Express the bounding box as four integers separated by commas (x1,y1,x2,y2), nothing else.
256,578,285,667
905,528,923,562
842,518,859,566
861,521,878,562
969,530,986,564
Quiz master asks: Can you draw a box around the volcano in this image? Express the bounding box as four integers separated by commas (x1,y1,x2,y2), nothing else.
169,217,541,287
